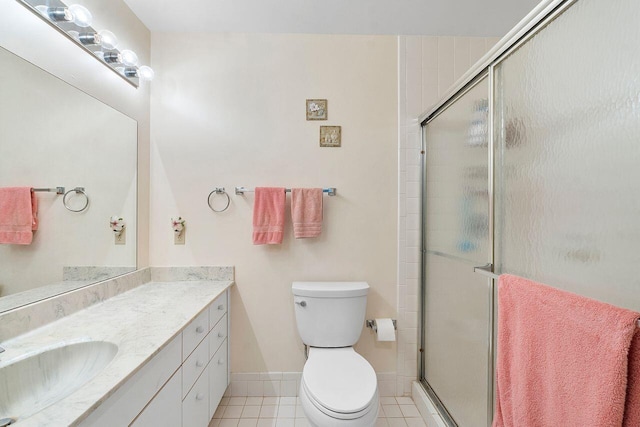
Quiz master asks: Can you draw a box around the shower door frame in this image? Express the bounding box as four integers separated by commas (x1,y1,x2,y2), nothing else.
417,0,579,425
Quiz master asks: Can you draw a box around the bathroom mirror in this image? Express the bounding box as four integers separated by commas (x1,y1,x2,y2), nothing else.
0,44,137,313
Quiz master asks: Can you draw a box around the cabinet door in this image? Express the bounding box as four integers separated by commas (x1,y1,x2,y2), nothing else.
183,369,209,427
209,339,228,419
131,370,181,427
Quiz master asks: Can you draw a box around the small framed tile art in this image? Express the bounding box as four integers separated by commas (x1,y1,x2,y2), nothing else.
320,126,341,147
306,99,327,120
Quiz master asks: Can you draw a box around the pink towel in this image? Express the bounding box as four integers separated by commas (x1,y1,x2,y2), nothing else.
493,274,640,427
291,188,323,239
252,187,285,245
624,329,640,426
0,187,38,245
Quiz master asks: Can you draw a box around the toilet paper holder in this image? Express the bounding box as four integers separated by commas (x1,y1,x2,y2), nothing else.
366,319,397,332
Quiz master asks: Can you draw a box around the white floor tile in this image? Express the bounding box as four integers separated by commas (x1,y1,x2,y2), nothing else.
238,420,258,427
263,397,280,405
246,397,264,406
241,406,262,418
395,397,414,405
387,418,409,427
275,419,295,427
256,419,277,427
375,419,390,427
280,397,297,405
228,397,248,406
224,406,245,419
405,418,427,427
219,419,240,427
380,397,398,405
277,406,296,418
399,405,421,418
383,404,404,418
295,405,306,418
294,418,310,427
259,405,278,418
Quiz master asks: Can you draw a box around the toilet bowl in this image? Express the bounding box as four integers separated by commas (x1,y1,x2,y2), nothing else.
299,347,379,427
292,282,379,427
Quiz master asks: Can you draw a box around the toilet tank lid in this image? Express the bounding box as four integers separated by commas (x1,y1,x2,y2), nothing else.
292,282,369,297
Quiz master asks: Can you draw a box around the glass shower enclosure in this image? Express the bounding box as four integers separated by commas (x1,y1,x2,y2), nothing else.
419,0,640,425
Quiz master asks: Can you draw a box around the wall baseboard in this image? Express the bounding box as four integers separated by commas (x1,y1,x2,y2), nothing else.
226,372,399,397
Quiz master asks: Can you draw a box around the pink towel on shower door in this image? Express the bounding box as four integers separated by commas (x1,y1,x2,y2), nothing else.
291,188,323,238
252,187,285,245
493,274,640,427
0,187,38,245
623,328,640,426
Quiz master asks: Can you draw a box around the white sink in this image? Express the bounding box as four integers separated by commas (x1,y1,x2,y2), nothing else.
0,341,118,423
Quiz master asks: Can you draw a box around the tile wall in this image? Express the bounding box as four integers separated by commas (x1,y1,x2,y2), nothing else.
396,35,500,396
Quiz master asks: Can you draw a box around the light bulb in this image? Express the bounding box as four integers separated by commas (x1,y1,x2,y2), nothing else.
69,4,92,28
98,30,118,50
120,50,139,67
138,66,155,82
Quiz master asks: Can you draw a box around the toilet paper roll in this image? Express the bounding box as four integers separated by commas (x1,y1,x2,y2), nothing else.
375,318,396,342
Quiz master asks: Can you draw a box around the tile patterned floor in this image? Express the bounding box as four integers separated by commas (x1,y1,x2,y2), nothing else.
209,396,428,427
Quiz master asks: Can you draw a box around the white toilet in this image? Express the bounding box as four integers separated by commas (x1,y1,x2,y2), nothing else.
292,281,379,427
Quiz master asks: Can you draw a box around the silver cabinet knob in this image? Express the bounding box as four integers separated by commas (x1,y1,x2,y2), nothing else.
218,332,224,338
195,326,204,333
196,393,204,401
295,301,307,308
218,304,224,310
218,359,225,365
196,360,204,368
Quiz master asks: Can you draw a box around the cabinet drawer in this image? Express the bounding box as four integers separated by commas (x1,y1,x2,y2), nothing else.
78,334,181,427
182,336,210,399
209,338,228,419
183,308,209,360
182,368,209,427
131,369,181,427
209,291,227,330
209,313,227,359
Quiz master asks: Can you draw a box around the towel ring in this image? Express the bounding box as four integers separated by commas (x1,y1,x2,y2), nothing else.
63,187,89,212
207,188,230,212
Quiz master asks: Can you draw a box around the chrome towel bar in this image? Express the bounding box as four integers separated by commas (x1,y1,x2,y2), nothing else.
235,186,336,196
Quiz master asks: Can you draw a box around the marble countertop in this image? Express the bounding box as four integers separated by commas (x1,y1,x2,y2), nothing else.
0,279,233,426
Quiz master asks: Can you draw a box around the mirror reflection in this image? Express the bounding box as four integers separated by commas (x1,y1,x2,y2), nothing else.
0,45,137,312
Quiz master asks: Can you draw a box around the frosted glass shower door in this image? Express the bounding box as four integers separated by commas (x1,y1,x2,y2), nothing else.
422,76,491,427
494,0,640,310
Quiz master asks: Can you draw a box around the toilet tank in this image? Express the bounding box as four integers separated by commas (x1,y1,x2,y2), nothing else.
292,281,369,348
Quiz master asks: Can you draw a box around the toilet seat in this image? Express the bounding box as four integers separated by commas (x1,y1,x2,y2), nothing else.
302,347,378,420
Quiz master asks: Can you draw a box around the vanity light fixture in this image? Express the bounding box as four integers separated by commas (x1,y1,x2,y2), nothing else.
19,0,154,87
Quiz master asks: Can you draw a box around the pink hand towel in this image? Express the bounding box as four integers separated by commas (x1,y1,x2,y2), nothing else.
493,274,640,427
252,187,285,245
291,188,323,239
0,187,38,245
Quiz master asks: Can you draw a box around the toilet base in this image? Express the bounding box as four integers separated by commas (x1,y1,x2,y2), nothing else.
299,382,379,427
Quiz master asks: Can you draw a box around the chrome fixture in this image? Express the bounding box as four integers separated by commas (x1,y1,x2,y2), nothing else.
365,319,397,332
17,0,154,87
235,186,337,196
0,345,5,353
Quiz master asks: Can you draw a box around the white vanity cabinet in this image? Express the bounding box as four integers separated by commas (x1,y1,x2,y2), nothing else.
80,289,230,427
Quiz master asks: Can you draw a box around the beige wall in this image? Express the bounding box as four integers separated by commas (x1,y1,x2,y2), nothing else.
0,0,151,268
150,33,398,373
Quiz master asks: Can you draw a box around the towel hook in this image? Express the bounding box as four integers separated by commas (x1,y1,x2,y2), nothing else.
207,187,230,212
63,187,89,212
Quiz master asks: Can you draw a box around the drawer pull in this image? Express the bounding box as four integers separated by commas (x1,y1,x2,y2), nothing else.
218,304,224,310
196,360,204,368
218,332,225,338
195,326,205,333
218,358,225,365
196,393,205,401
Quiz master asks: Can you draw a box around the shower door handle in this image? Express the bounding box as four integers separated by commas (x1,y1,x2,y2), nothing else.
473,263,500,280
